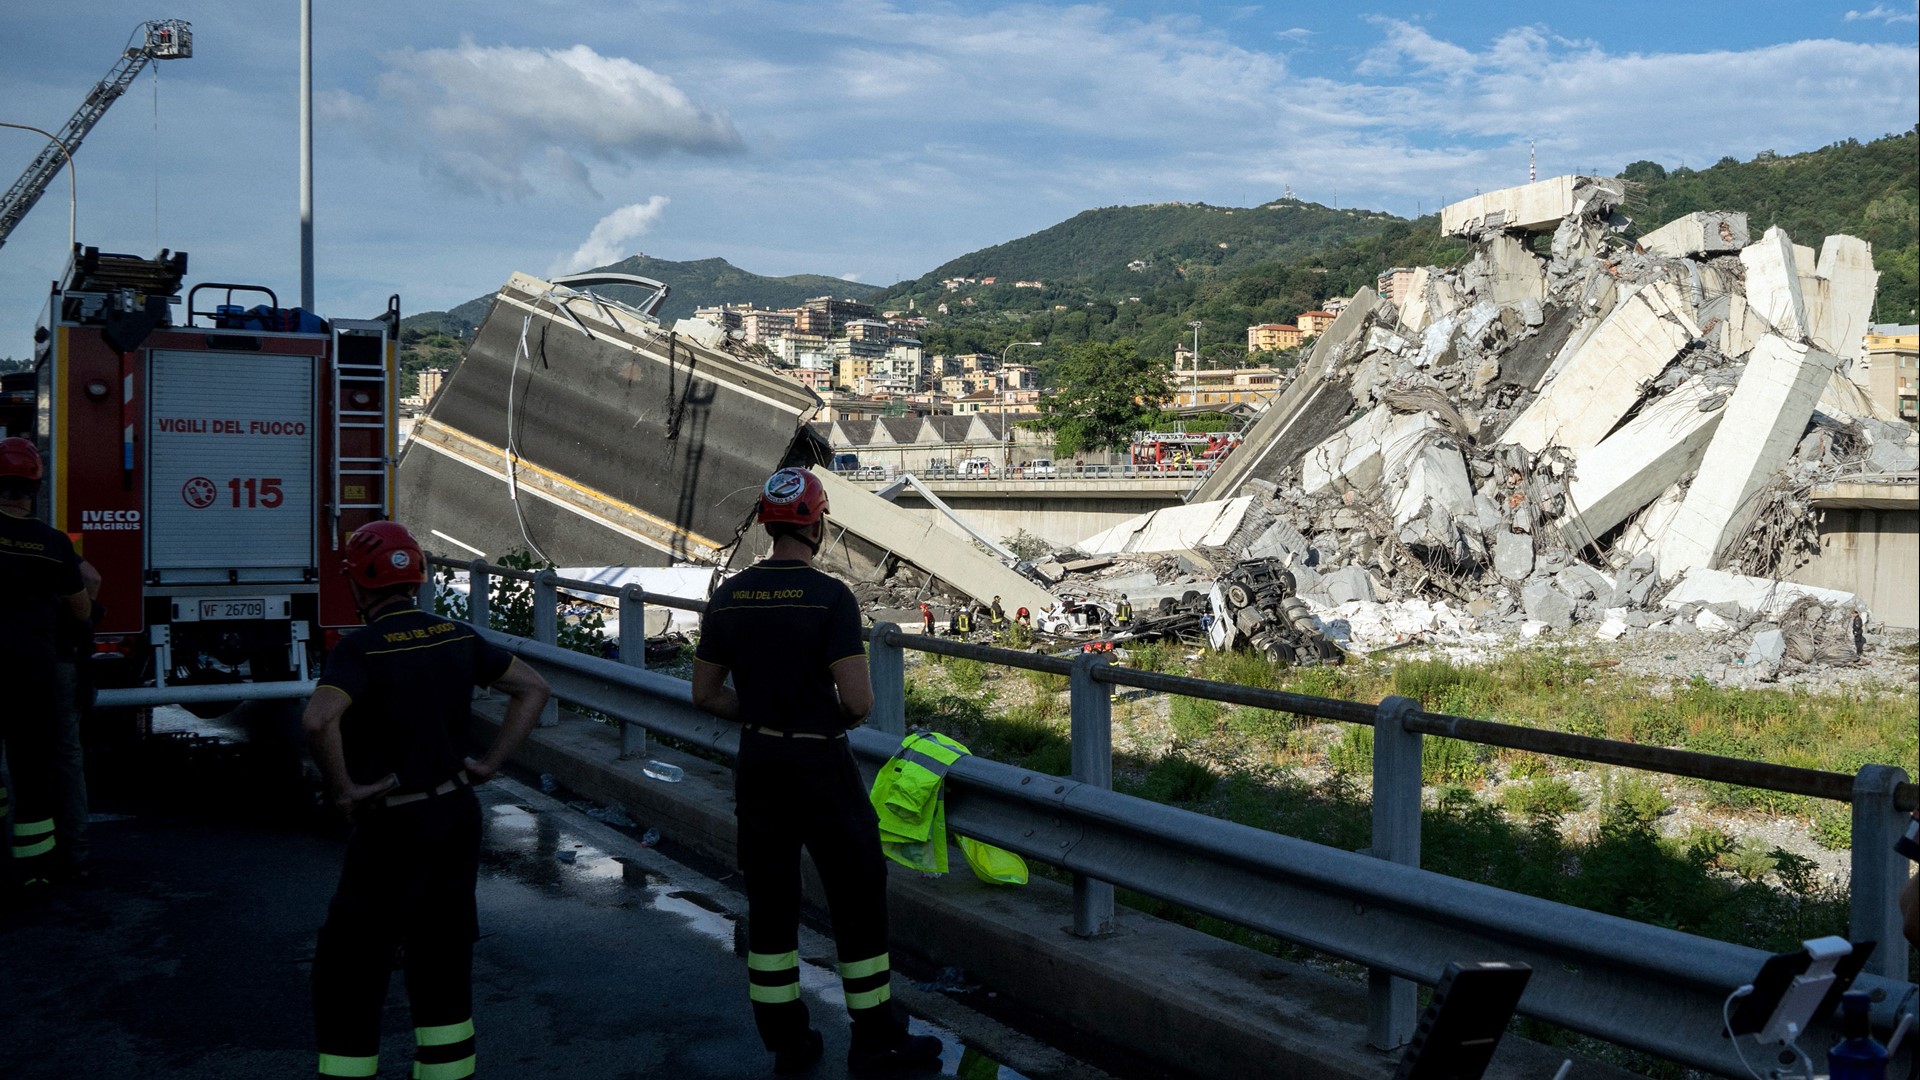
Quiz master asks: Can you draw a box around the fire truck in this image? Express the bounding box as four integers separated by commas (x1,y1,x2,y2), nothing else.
31,245,398,712
1129,429,1240,472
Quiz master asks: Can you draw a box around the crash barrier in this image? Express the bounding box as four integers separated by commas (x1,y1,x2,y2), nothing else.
429,556,1916,1073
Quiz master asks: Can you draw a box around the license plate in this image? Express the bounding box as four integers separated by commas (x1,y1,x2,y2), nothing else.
199,599,265,620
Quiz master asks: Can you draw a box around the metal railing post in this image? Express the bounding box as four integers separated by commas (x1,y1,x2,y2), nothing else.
467,558,491,631
617,584,649,759
1849,764,1911,981
533,570,560,727
1368,694,1422,1050
416,558,437,613
867,622,905,736
1070,651,1115,938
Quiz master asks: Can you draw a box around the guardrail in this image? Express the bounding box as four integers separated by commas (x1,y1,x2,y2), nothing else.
430,555,1916,1073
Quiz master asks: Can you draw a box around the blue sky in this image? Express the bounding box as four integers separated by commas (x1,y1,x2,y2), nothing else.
1,2,1914,350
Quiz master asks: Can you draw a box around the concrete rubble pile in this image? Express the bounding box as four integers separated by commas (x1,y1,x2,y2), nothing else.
1043,175,1917,663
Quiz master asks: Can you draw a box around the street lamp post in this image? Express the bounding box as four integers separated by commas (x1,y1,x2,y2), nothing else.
0,121,76,253
1000,341,1041,475
1187,320,1203,408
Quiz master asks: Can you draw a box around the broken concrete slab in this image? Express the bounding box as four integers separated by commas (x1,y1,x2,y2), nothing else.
1805,234,1878,362
1558,376,1727,549
1441,174,1626,237
1614,482,1688,563
1076,497,1256,556
1745,628,1786,667
1303,407,1426,497
1494,531,1534,580
1521,582,1574,629
1555,563,1615,602
1661,566,1865,620
813,468,1055,615
1320,566,1376,605
1501,280,1701,452
1739,226,1809,341
1396,265,1460,334
1656,335,1839,575
1388,437,1475,533
1639,211,1750,259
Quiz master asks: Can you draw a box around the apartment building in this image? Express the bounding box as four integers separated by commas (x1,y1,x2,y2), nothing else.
1862,324,1919,423
1246,323,1302,352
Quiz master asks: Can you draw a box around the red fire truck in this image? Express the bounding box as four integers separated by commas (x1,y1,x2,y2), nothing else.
31,245,397,710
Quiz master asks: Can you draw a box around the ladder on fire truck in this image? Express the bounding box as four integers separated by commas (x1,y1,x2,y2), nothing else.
0,20,192,250
328,303,399,549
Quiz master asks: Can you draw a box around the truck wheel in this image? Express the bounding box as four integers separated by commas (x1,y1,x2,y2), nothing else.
1226,583,1252,608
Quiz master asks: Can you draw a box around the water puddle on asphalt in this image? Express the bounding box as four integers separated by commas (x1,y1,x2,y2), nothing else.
485,797,1033,1079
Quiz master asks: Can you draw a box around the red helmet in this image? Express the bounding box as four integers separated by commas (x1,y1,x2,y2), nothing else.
0,437,42,480
757,467,828,526
343,520,426,589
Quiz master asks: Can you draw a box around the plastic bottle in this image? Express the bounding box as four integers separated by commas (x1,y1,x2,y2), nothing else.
1826,990,1888,1080
643,760,683,783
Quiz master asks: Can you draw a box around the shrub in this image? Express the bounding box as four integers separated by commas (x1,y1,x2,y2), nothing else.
1328,725,1372,775
1422,737,1488,786
1169,696,1224,743
1500,778,1586,823
1144,755,1218,803
1607,773,1673,826
947,658,988,695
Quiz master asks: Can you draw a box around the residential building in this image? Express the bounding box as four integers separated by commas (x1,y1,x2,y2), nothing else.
1247,323,1302,352
1862,324,1919,423
938,374,975,398
1376,268,1416,307
999,363,1039,390
740,308,795,345
795,295,876,335
1296,311,1337,337
692,305,743,331
1166,365,1285,410
416,367,448,404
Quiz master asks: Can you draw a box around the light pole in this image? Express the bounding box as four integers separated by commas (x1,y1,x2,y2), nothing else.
0,121,76,252
1000,341,1041,475
1187,320,1203,408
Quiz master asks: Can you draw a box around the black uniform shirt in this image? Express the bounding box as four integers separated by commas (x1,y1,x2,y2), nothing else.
317,605,514,791
694,560,864,735
0,511,84,664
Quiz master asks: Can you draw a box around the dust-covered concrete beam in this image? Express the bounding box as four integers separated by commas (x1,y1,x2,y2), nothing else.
1441,175,1625,237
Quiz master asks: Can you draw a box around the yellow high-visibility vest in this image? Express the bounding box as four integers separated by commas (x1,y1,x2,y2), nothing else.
869,731,1027,886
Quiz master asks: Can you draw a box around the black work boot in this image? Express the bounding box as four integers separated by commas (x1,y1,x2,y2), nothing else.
847,1024,942,1074
772,1029,823,1075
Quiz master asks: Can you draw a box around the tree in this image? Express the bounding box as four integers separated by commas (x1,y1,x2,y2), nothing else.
1035,339,1172,457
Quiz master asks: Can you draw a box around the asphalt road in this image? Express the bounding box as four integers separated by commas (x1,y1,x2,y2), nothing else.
0,738,1076,1080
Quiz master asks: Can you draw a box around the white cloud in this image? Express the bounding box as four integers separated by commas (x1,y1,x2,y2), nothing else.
348,40,740,199
552,197,670,275
1845,4,1919,24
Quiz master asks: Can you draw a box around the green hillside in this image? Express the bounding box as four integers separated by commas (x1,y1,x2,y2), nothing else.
402,255,884,335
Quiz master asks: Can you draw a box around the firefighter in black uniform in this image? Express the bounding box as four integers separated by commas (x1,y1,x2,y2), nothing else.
692,467,942,1075
0,438,92,901
302,521,549,1080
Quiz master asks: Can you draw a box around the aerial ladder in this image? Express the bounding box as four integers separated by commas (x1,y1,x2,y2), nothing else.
0,19,192,251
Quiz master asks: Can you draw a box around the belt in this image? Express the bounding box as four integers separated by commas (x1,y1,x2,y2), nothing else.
381,770,471,808
741,724,844,741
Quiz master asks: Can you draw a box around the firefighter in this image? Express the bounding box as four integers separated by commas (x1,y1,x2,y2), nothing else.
1115,594,1134,626
0,437,92,901
988,595,1006,631
303,520,550,1080
691,467,942,1076
951,604,973,638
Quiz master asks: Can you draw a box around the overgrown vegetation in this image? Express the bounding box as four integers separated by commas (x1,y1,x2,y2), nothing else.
901,644,1913,969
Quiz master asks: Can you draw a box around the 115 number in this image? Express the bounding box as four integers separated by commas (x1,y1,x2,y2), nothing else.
227,477,284,508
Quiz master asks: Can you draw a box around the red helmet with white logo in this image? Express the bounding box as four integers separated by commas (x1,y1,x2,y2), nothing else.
757,467,829,527
343,520,426,589
0,437,42,480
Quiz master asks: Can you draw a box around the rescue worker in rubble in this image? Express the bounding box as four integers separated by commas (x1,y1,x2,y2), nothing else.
0,437,93,901
1114,594,1133,626
691,467,943,1075
303,520,550,1080
950,603,972,638
989,595,1006,631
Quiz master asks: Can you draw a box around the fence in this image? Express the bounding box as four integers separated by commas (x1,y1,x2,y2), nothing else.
430,556,1916,1074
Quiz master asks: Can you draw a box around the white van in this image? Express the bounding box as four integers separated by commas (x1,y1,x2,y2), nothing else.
958,457,996,478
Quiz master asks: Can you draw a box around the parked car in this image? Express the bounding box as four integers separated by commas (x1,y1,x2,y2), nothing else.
958,457,997,479
830,452,862,474
1025,458,1058,479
